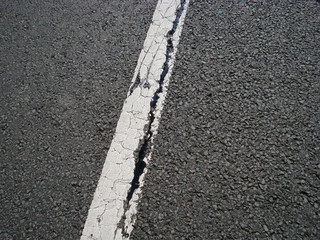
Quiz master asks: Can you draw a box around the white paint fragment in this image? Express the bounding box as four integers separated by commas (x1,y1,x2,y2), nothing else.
81,1,189,240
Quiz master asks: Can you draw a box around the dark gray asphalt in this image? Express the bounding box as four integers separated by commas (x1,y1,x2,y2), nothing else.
0,0,157,239
131,0,320,239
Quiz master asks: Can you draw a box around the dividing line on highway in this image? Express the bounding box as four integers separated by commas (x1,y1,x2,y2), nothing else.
81,0,189,239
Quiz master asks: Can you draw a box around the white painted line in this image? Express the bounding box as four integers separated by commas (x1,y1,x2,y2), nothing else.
81,1,189,239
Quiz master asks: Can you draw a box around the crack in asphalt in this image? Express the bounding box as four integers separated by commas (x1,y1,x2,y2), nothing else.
117,0,187,237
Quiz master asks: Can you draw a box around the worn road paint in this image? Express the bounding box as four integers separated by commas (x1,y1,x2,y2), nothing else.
81,1,189,239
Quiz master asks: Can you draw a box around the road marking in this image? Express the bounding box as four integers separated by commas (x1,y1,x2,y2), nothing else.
81,1,189,239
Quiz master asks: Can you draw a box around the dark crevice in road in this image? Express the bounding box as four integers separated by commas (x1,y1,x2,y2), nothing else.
117,0,187,237
129,73,141,95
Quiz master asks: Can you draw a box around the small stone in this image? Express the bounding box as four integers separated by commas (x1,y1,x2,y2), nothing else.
250,61,259,68
240,222,247,228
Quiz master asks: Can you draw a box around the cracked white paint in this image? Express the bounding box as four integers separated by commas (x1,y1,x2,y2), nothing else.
81,1,189,240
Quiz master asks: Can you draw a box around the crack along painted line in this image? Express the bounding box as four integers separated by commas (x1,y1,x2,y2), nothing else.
119,1,189,238
81,1,189,240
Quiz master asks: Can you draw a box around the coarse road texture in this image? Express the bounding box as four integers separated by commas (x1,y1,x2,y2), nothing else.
131,0,320,239
0,0,157,239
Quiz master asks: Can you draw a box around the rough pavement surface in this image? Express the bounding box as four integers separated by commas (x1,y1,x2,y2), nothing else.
0,0,157,239
131,0,320,239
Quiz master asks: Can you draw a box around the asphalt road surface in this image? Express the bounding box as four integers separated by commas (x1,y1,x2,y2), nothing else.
0,0,157,239
1,0,319,239
131,0,320,239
